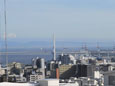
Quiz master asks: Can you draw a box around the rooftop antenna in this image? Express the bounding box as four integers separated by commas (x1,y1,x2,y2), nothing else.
53,34,56,61
96,43,100,50
113,41,115,50
82,42,88,51
107,48,110,60
81,43,84,50
4,0,8,81
84,42,88,51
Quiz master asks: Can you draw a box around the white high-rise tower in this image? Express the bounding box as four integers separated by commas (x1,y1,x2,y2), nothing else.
53,34,56,61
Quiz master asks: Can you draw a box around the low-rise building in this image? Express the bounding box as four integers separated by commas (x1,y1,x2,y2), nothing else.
30,72,44,82
39,79,59,86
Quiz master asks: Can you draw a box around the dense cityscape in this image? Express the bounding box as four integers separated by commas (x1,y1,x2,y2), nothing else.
0,37,115,86
0,0,115,86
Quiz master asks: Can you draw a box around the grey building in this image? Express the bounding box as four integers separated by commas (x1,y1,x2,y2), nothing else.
76,64,96,78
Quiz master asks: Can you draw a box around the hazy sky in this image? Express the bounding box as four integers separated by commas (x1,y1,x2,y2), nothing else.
0,0,115,41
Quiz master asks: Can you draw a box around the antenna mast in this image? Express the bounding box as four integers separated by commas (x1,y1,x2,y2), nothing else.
0,12,1,64
4,0,8,81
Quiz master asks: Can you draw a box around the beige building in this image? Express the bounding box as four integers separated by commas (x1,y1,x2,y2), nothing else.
59,65,76,79
0,69,5,75
0,65,5,75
